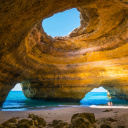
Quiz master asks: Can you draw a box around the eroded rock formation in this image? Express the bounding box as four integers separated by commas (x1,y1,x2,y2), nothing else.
0,0,128,105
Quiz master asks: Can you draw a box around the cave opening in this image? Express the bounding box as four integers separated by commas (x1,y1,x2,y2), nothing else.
1,83,80,111
2,83,27,111
80,86,109,106
80,86,128,107
42,8,80,37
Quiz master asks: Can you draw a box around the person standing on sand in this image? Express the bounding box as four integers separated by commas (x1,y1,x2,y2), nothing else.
107,102,113,106
110,102,113,106
108,102,110,106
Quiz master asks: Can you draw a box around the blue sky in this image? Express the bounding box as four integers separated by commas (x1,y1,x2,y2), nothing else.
12,8,106,92
11,83,22,91
42,8,80,37
91,87,106,92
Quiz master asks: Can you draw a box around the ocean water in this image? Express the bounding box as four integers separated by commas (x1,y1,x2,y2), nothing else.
1,91,128,111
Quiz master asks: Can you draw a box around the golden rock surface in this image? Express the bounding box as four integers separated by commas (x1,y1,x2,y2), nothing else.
0,0,128,104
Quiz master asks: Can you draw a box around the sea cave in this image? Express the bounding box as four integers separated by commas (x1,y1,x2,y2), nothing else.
1,0,128,127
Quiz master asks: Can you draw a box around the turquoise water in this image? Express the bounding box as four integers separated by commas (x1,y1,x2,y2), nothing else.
81,92,128,106
1,91,128,111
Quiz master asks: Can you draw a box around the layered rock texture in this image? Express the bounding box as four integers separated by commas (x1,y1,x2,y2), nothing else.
0,0,128,105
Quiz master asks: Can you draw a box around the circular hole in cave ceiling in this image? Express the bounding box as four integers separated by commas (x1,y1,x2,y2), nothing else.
42,8,80,37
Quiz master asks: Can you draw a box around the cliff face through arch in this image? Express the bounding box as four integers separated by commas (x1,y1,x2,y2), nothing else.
0,0,128,105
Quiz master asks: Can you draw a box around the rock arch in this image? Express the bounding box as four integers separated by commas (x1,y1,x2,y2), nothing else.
0,0,128,105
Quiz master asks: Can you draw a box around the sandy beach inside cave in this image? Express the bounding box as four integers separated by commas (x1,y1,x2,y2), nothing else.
0,106,128,127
